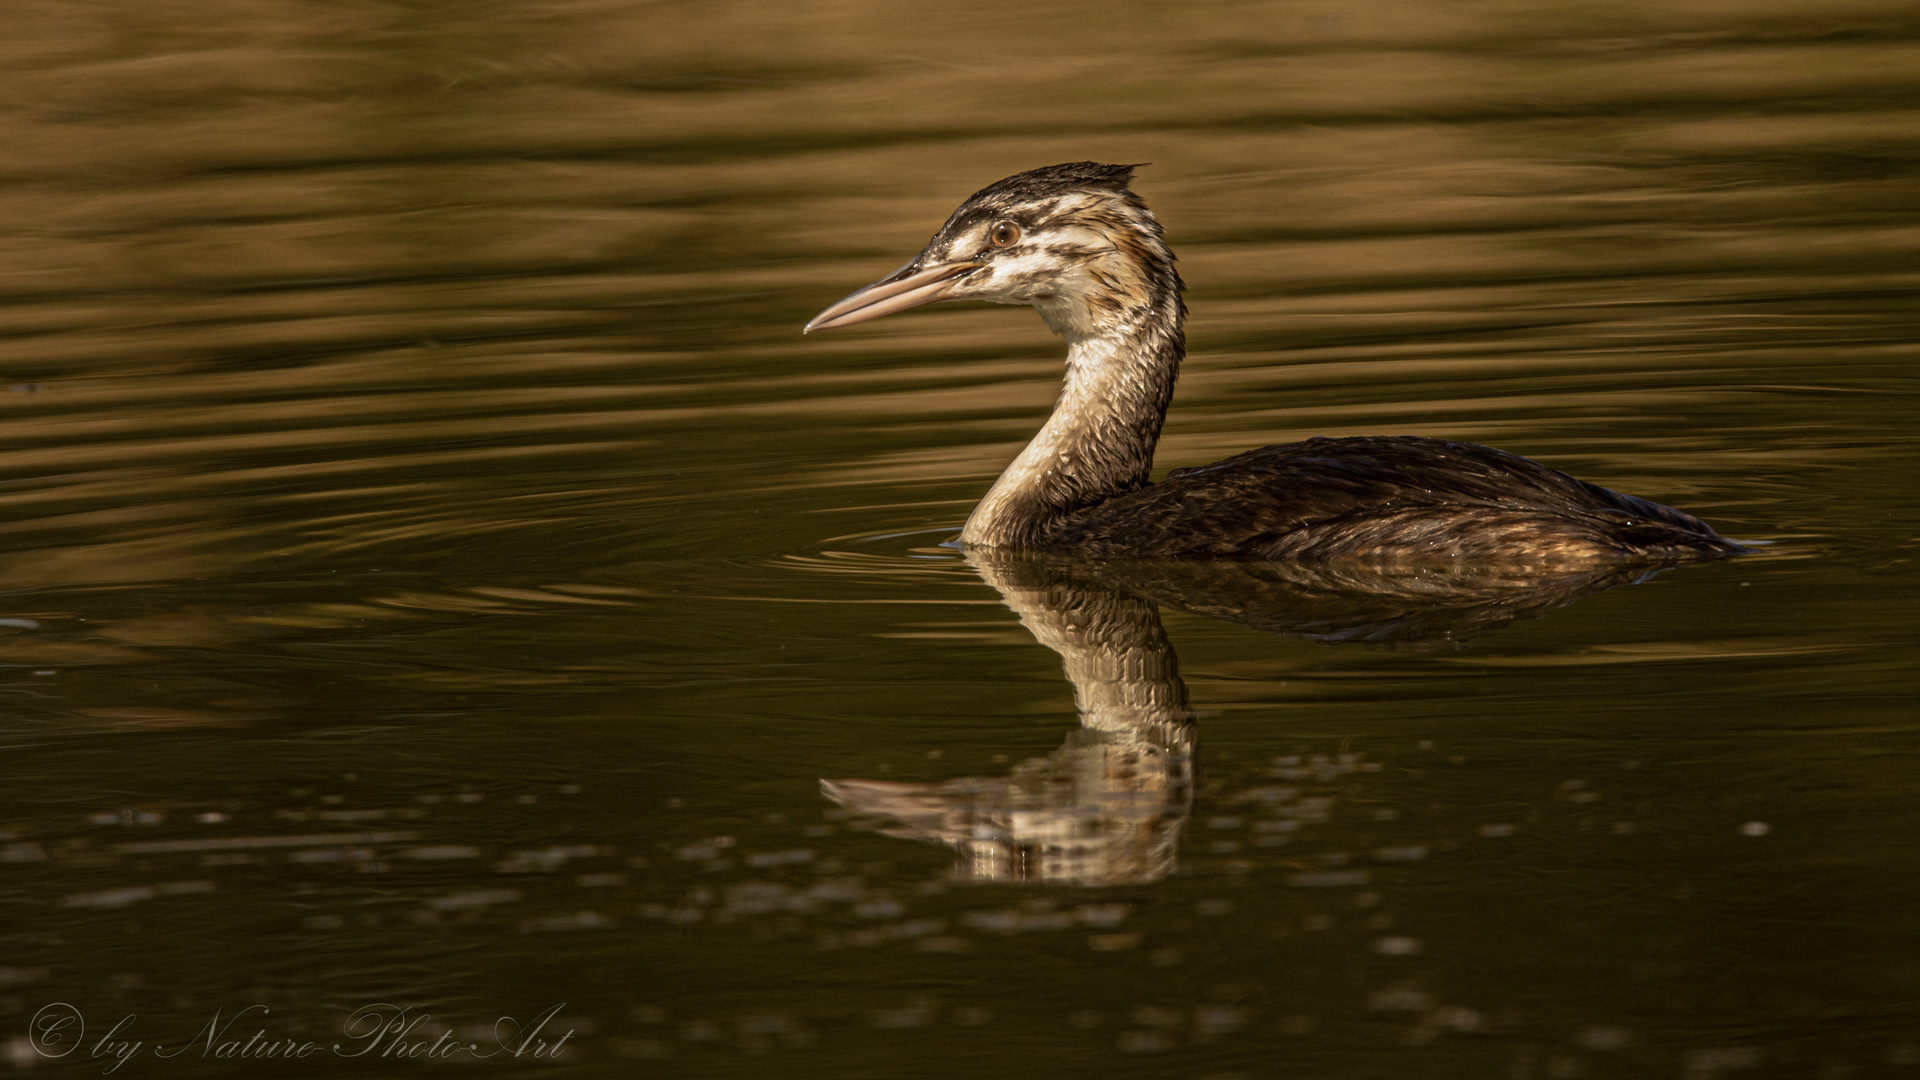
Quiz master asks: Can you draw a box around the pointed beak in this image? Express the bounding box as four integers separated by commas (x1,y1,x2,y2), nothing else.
803,260,979,333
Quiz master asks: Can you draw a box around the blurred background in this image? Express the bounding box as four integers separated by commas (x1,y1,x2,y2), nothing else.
1,0,1917,1076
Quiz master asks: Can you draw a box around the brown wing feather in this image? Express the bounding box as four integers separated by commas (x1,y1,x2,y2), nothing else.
1044,436,1742,561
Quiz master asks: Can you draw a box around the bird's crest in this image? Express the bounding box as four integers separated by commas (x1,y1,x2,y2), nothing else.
963,162,1143,206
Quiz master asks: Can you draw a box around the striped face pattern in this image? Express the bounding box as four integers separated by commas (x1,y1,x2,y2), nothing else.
912,163,1184,342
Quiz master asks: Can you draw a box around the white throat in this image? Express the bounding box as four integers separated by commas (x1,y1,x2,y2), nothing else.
959,317,1176,548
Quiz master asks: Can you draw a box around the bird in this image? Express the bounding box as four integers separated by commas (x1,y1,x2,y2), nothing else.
805,162,1745,563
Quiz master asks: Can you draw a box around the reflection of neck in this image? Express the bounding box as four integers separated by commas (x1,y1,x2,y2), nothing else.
968,552,1191,748
960,310,1183,548
820,554,1194,886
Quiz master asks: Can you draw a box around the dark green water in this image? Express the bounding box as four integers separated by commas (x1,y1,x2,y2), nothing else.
2,1,1918,1076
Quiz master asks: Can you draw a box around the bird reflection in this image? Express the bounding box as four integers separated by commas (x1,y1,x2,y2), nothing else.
823,552,1193,887
823,551,1701,885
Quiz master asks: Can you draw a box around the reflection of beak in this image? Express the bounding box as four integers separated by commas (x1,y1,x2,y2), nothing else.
804,261,978,333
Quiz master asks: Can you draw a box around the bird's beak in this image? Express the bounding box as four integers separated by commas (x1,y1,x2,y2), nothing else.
804,260,978,333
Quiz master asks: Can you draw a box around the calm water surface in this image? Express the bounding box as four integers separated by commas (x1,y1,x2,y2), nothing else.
2,1,1918,1076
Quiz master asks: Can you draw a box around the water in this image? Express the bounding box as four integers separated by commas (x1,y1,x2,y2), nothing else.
2,0,1917,1076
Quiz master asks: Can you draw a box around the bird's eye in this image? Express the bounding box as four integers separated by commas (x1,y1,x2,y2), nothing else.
989,221,1021,248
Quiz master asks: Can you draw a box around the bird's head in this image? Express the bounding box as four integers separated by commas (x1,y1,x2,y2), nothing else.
804,162,1182,342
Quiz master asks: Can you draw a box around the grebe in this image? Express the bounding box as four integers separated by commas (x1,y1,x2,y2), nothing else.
806,162,1744,562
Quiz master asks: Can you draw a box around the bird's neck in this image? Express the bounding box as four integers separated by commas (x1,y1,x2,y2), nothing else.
960,303,1184,548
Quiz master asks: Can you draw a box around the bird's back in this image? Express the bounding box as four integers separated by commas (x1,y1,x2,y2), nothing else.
1044,436,1744,561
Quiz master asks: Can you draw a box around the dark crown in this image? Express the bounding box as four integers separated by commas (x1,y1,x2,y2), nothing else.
964,162,1141,208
